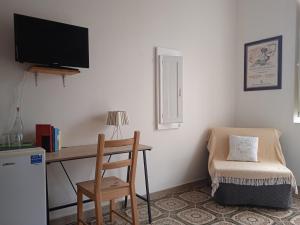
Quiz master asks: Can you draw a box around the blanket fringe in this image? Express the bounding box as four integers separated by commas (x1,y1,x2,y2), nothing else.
211,176,298,197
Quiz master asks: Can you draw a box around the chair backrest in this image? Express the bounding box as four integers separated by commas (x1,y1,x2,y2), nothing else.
94,131,140,192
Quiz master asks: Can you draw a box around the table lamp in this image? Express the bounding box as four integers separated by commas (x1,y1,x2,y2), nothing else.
106,111,129,139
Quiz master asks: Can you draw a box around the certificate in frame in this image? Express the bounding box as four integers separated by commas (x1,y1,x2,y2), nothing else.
244,36,282,91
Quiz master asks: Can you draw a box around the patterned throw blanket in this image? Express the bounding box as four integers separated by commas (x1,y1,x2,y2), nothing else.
207,127,298,196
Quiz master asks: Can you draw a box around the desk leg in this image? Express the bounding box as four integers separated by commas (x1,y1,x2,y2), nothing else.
124,152,131,208
125,151,152,223
60,161,77,193
46,164,50,225
143,150,152,224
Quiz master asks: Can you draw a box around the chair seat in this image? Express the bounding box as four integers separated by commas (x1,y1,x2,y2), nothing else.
77,176,129,196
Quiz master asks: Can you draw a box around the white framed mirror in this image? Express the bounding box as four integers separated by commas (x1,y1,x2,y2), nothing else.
156,47,183,130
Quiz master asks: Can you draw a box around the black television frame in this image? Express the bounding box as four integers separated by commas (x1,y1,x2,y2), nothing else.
14,13,89,69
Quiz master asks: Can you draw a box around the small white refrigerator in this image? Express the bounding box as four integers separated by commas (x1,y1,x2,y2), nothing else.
0,148,47,225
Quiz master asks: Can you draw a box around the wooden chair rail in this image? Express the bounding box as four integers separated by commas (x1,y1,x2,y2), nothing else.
102,159,131,170
105,138,134,147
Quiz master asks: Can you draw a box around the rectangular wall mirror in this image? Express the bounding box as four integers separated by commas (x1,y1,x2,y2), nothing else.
156,47,183,130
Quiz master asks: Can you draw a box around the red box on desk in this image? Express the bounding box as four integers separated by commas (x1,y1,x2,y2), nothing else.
36,124,53,152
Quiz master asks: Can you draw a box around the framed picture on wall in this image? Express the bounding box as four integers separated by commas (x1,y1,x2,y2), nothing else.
244,35,282,91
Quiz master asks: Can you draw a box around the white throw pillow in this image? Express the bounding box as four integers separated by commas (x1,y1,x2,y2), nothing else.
227,135,259,162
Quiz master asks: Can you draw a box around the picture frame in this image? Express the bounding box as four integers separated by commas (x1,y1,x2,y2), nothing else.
244,35,282,91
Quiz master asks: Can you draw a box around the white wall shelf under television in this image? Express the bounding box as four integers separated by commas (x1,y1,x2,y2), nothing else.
27,65,80,87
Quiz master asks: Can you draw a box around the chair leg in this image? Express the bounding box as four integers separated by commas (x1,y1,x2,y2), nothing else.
130,187,140,225
77,190,84,225
110,199,116,222
94,196,104,225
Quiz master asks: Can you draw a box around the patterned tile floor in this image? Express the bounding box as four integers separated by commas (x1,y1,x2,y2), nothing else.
66,182,300,225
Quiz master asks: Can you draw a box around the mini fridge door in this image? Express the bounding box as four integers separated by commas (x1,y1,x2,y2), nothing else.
0,148,46,225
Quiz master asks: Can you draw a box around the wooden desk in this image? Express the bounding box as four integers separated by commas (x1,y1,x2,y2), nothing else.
45,144,152,224
46,144,152,163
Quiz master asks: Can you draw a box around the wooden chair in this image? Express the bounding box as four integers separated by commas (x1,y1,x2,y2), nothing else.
76,131,140,225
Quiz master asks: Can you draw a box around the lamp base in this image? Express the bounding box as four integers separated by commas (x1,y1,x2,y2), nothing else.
111,126,123,139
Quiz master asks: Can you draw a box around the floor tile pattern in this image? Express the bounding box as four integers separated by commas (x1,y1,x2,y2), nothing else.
231,211,273,225
155,198,188,212
176,208,216,224
65,182,300,225
179,191,210,204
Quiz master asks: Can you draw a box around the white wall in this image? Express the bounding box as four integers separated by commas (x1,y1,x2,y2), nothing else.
0,0,237,219
235,0,300,181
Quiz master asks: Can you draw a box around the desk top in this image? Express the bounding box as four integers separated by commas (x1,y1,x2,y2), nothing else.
46,144,152,163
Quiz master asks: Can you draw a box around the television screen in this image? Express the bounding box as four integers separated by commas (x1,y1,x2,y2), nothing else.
14,14,89,68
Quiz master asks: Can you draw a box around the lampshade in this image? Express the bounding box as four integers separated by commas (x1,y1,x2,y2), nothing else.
106,111,129,126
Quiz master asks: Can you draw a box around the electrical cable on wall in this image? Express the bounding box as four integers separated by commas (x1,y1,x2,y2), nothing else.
8,71,27,131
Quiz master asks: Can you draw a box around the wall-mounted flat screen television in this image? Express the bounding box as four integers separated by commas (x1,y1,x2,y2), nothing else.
14,14,89,68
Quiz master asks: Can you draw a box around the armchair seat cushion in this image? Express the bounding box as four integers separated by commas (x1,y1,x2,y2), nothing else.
211,160,296,196
213,160,293,179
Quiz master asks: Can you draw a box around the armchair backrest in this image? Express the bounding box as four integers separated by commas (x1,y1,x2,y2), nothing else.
207,127,286,167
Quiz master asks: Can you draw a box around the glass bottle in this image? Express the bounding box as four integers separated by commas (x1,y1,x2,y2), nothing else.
10,107,23,148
